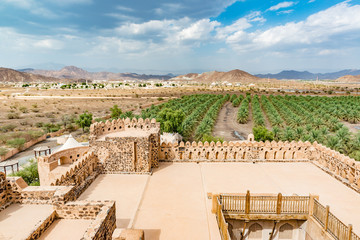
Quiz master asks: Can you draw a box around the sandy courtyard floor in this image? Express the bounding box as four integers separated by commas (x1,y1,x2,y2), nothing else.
0,204,53,240
38,219,92,240
133,162,360,239
78,174,149,228
73,162,360,240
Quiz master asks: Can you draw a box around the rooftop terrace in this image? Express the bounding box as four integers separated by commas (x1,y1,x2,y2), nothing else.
75,162,360,240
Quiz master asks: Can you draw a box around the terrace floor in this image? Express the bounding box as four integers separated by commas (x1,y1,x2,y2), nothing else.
78,173,149,228
0,204,53,240
38,219,92,240
76,162,360,239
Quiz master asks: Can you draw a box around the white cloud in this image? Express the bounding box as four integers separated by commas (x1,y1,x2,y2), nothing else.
175,19,220,41
277,9,294,14
47,0,93,6
225,1,360,51
268,1,296,11
116,6,134,12
34,39,63,50
3,0,57,18
155,3,184,15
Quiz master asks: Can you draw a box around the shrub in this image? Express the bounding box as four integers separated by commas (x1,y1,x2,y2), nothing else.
6,138,26,149
10,159,39,186
0,124,16,132
19,106,28,113
157,97,164,101
35,122,44,128
7,112,20,119
110,105,122,119
253,126,274,142
76,111,93,132
0,147,8,156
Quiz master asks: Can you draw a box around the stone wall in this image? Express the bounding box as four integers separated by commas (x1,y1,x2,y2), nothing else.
93,135,154,173
38,149,99,186
38,146,90,185
159,140,313,162
83,201,116,240
54,200,116,240
0,172,11,211
26,211,57,240
310,142,360,193
89,118,160,143
90,118,160,174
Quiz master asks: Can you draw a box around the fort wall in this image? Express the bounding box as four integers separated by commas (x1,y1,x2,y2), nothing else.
55,200,116,240
89,118,160,143
90,118,160,174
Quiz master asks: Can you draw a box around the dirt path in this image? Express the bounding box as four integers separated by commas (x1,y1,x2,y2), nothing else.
212,102,253,141
341,121,360,134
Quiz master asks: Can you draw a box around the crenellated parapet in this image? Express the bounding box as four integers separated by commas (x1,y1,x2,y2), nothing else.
48,151,99,187
159,140,314,162
159,138,360,192
38,147,99,187
311,142,360,192
89,118,160,143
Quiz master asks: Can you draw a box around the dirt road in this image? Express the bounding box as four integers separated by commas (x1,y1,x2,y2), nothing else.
212,102,253,141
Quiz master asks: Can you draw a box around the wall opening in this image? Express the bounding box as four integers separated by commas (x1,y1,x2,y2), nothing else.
248,223,262,239
279,223,293,239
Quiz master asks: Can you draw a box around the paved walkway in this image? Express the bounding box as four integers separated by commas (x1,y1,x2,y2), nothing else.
0,204,53,240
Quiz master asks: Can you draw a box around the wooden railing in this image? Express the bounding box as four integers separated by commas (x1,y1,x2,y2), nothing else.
215,198,231,240
219,191,309,216
212,192,360,240
313,199,359,240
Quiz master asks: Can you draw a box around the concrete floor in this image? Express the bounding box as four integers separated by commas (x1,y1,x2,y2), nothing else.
0,204,53,240
78,174,149,228
38,219,92,240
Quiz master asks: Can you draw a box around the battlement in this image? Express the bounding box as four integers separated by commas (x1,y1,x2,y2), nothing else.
90,118,160,142
159,140,314,162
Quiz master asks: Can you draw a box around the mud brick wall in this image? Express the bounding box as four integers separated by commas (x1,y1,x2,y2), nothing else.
55,200,111,219
0,172,11,211
311,142,360,193
92,136,152,173
159,140,313,162
82,202,116,240
26,211,57,240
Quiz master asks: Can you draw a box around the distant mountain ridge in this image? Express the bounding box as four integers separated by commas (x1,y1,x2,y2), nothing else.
256,69,360,80
23,66,174,81
171,69,270,83
0,68,59,83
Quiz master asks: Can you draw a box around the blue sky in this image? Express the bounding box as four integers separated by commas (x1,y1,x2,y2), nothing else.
1,0,360,74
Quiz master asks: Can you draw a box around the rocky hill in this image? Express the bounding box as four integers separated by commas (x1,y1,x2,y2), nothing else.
0,68,58,83
256,69,360,80
26,66,173,81
335,75,360,83
172,69,266,83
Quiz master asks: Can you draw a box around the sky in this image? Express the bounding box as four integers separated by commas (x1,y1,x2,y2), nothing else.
1,0,360,74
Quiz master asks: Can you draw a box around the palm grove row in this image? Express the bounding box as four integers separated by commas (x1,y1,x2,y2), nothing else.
138,93,360,161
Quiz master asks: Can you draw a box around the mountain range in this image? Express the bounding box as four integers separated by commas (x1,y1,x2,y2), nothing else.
172,69,266,83
0,68,59,83
21,66,174,81
255,69,360,80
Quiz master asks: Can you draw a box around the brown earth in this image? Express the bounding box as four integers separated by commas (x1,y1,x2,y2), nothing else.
212,102,253,141
341,121,360,134
172,69,267,83
335,75,360,83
